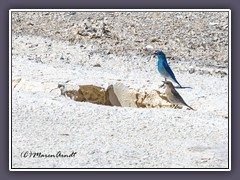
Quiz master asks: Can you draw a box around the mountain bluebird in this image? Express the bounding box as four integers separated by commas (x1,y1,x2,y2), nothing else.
163,81,194,110
153,50,182,87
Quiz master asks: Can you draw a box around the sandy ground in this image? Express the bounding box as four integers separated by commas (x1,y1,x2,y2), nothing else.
11,11,229,169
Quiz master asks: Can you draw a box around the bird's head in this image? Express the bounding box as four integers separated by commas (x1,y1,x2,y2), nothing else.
161,81,174,89
153,50,166,58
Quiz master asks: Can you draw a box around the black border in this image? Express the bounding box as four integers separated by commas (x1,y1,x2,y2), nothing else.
1,0,239,179
10,9,230,171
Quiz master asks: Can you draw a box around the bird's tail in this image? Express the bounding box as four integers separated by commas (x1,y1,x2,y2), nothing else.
182,100,195,111
186,105,195,111
172,78,182,88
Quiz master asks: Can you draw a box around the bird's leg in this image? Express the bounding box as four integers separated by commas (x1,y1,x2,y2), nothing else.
160,78,166,88
160,82,164,88
170,104,176,109
173,104,180,109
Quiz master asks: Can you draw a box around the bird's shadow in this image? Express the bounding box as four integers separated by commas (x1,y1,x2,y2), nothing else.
159,84,192,89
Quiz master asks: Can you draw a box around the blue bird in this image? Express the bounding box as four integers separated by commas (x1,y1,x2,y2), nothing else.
153,50,182,87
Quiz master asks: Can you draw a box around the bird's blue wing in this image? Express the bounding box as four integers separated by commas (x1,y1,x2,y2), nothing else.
158,56,182,87
162,60,176,80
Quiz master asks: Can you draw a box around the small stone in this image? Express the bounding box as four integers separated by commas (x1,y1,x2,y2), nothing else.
151,38,160,42
68,12,76,15
93,64,101,67
144,45,154,51
189,68,195,74
26,22,34,26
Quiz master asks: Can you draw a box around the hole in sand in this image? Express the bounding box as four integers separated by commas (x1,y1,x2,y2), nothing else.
56,83,182,109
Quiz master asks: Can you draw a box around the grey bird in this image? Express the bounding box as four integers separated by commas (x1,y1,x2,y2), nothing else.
163,81,194,110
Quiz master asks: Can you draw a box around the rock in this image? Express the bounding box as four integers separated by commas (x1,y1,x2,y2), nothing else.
57,82,171,108
93,64,101,67
189,68,195,74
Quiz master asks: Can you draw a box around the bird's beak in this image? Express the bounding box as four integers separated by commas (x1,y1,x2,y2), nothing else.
152,52,157,58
